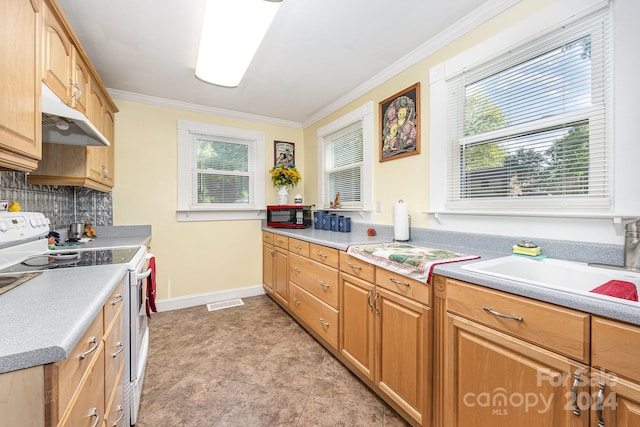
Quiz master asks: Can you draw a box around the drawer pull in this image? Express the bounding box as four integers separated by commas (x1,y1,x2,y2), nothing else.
347,262,362,270
571,371,581,416
89,407,100,427
319,281,330,288
292,298,301,306
276,239,285,244
319,318,330,326
367,289,373,311
596,382,605,426
112,342,124,358
295,245,303,250
389,277,410,287
111,294,123,305
112,405,124,426
79,336,99,360
316,252,328,259
292,268,301,274
482,306,523,322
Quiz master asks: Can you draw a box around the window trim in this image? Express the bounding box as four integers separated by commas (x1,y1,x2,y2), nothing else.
317,102,374,214
429,0,612,216
177,119,265,221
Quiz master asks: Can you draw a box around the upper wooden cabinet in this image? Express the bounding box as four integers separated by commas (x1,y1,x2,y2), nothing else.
29,0,118,191
0,0,42,172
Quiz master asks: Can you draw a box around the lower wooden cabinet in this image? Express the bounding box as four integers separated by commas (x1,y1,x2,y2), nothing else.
289,282,339,349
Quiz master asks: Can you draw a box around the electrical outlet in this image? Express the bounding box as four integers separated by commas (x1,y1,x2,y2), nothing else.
376,200,382,212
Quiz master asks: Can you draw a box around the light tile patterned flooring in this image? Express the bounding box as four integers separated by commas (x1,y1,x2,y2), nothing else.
136,295,410,427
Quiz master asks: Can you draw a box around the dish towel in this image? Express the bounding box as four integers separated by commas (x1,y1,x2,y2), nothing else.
590,280,638,302
146,254,158,317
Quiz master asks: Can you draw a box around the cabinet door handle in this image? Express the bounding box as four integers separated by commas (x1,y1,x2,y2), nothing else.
347,262,362,270
292,298,301,306
319,318,330,326
112,342,124,358
367,289,373,311
112,405,124,426
571,371,581,416
319,281,330,288
482,306,523,322
111,294,123,305
89,407,100,427
389,277,410,287
596,382,605,426
79,336,99,360
373,292,380,315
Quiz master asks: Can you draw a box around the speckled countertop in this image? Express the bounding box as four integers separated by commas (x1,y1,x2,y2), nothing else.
0,226,151,374
264,223,640,326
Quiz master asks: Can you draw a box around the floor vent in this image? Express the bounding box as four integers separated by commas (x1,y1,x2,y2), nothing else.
206,299,244,312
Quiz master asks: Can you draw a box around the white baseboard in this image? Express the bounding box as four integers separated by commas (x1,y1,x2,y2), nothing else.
154,284,266,312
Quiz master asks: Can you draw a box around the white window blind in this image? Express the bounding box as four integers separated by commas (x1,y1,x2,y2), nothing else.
324,121,364,208
190,133,252,205
446,9,610,209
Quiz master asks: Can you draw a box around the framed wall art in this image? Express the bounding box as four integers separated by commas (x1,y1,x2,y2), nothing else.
274,141,295,167
379,82,420,162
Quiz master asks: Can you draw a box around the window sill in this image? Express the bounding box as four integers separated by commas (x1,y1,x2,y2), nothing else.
177,209,265,222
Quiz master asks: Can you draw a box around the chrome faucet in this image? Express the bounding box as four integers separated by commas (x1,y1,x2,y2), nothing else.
625,219,640,270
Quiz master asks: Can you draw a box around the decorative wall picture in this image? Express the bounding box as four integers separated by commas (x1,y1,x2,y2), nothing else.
274,141,295,167
379,82,420,162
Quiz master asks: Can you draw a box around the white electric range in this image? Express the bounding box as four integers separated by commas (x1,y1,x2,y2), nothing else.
0,211,151,426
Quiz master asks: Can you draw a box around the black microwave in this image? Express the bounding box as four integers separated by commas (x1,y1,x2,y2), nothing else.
267,205,313,228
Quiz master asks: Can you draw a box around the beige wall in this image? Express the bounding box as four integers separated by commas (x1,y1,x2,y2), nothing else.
112,100,302,299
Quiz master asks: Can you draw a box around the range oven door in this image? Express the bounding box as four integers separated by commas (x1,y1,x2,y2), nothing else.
130,257,151,381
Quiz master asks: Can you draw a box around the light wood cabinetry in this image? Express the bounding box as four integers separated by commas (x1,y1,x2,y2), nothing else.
0,0,42,172
591,316,640,427
29,0,118,190
339,255,430,426
262,231,275,295
0,365,45,427
262,231,288,305
441,276,590,427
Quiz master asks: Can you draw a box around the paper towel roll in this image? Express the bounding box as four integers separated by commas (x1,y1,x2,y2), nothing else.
393,201,410,241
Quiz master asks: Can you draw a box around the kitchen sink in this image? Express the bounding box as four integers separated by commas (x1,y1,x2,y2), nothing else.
461,255,640,304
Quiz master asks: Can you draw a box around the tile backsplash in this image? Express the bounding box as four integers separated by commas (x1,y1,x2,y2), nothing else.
0,172,112,230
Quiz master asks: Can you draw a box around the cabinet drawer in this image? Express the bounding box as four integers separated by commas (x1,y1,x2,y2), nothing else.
309,243,339,268
50,311,104,418
446,279,590,362
262,231,274,245
274,234,289,249
103,281,124,333
290,253,339,308
376,267,431,306
105,362,125,427
340,251,375,283
592,316,640,382
288,238,310,257
58,345,105,427
289,282,339,349
104,304,124,406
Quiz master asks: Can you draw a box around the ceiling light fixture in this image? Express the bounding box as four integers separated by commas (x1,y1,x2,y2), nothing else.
195,0,283,88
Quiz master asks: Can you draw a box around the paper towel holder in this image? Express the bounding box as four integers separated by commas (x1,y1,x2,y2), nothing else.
394,199,412,242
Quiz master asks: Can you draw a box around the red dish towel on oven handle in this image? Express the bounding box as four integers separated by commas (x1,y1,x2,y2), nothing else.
146,254,158,317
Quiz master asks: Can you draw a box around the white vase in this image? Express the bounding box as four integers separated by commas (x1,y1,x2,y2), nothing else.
277,186,289,205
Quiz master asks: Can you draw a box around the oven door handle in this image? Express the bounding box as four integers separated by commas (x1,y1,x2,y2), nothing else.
136,268,152,281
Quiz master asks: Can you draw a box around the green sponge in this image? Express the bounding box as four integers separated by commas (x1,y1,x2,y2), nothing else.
513,245,541,256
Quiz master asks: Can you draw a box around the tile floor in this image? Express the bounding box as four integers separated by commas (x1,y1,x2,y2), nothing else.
136,295,410,427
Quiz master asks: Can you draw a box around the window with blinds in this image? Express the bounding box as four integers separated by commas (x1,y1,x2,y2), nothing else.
191,134,252,205
323,121,364,208
446,9,610,209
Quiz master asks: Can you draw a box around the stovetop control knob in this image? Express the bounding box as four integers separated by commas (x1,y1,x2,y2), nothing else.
0,221,8,233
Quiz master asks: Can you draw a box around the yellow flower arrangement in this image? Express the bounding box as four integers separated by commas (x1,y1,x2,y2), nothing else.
269,165,301,188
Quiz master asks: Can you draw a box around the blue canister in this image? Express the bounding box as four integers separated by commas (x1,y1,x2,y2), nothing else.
330,214,339,231
338,216,345,232
313,211,322,229
322,213,331,230
342,217,351,233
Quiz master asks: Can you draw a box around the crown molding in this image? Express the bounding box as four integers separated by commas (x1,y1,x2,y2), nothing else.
107,88,303,129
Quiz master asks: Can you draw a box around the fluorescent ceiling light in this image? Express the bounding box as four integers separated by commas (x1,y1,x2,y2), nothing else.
195,0,282,88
